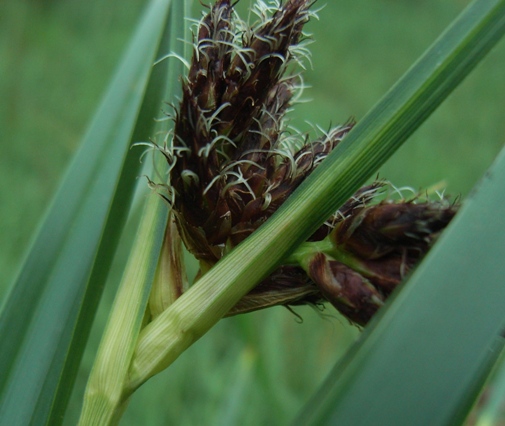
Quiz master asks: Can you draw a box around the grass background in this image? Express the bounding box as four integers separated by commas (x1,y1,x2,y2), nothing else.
1,0,504,424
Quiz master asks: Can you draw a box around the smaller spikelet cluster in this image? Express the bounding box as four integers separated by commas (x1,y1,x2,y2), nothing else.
308,196,457,325
160,0,457,326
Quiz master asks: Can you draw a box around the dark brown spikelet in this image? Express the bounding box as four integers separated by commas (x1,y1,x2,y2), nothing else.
329,200,457,293
162,0,458,325
306,253,385,326
170,0,338,263
303,198,458,324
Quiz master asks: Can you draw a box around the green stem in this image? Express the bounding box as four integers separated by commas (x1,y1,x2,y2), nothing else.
284,239,335,265
78,0,189,423
291,237,389,284
78,192,169,425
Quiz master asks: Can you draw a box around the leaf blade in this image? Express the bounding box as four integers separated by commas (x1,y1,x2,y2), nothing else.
294,142,505,426
0,0,173,424
77,1,190,422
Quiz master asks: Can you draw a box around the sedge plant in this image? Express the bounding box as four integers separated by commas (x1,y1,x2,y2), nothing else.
1,0,505,425
79,0,502,423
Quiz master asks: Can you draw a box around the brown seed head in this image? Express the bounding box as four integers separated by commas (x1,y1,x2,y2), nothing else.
328,199,458,295
170,0,340,262
159,0,458,325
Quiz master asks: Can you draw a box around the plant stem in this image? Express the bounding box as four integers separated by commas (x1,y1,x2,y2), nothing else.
285,240,335,265
78,192,169,425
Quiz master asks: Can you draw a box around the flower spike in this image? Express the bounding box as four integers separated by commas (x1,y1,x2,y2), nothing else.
160,0,457,325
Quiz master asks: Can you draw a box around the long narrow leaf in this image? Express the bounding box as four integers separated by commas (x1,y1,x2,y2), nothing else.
48,1,183,423
127,0,505,391
78,1,190,423
294,142,505,426
0,0,172,424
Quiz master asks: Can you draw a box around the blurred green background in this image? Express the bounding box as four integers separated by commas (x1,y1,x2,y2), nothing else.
1,0,504,424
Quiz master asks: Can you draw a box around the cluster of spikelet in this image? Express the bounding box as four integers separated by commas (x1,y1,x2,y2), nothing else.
158,0,456,326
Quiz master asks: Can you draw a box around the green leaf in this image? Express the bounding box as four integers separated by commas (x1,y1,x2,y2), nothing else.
78,192,171,425
126,0,505,392
293,142,505,426
78,2,190,423
0,0,173,424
